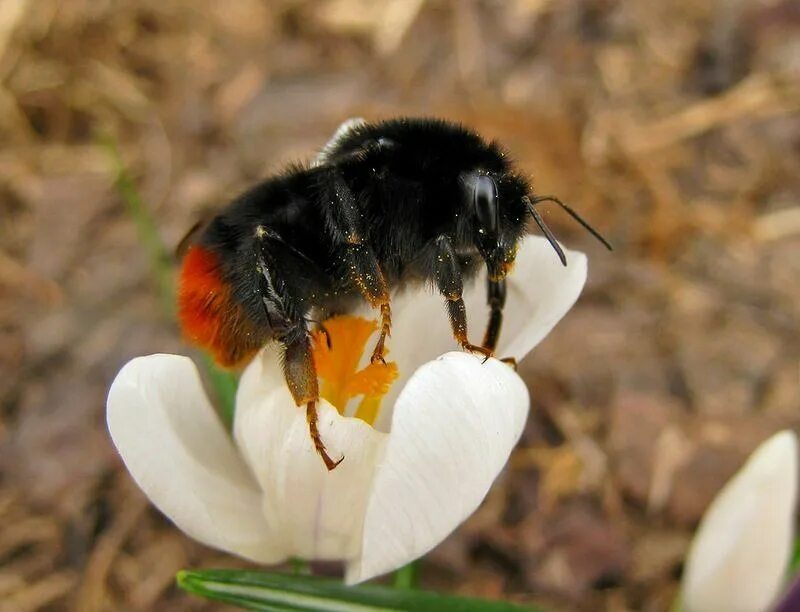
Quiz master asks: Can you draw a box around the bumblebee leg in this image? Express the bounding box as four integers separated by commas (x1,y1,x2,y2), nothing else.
307,400,343,470
325,172,392,364
255,235,343,471
370,303,392,365
483,279,516,368
347,241,391,364
317,321,333,349
283,330,343,471
433,235,492,361
501,357,518,370
482,278,506,353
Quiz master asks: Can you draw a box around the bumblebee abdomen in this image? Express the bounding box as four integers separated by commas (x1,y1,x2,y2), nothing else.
178,245,264,367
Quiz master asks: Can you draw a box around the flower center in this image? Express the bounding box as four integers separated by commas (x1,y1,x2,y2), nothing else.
310,315,398,426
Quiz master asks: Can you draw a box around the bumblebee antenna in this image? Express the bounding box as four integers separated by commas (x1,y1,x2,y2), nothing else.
529,195,613,252
523,196,567,266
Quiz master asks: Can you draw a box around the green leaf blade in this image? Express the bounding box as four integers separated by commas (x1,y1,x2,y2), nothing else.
177,569,537,612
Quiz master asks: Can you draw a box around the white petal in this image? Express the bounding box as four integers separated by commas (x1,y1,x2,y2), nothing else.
374,235,585,430
486,236,587,360
682,430,798,612
107,354,281,563
234,347,387,561
347,352,529,583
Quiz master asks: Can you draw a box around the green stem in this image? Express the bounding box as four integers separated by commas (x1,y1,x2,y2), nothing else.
101,131,239,428
202,354,238,429
392,561,419,589
100,132,175,315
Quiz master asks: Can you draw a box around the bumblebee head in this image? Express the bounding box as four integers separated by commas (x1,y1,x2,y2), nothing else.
463,172,527,281
464,171,613,275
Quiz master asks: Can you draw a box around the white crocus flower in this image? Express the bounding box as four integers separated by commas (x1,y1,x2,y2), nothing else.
681,430,799,612
107,235,587,583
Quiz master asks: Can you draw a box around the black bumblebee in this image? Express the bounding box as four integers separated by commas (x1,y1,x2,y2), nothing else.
178,117,611,470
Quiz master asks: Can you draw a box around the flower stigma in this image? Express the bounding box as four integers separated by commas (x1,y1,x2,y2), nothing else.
310,315,398,426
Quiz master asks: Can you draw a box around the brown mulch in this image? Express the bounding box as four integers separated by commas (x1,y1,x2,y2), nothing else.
1,1,799,610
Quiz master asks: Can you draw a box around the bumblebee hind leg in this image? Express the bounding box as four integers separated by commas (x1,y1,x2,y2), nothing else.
283,330,343,471
255,230,343,471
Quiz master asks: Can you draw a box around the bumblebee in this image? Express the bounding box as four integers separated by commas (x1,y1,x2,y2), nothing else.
178,117,611,470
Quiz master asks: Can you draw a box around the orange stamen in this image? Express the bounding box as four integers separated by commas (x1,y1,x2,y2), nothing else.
310,315,398,426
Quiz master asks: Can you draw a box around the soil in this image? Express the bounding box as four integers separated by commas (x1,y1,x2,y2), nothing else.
1,1,799,610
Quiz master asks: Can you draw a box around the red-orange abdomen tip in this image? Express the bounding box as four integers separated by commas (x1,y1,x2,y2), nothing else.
178,245,257,367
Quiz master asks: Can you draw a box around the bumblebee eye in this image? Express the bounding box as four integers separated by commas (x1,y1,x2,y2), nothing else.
473,175,499,239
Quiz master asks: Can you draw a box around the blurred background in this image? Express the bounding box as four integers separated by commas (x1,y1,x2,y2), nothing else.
1,0,799,610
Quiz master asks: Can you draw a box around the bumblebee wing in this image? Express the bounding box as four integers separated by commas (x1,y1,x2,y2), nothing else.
312,117,367,167
175,215,215,260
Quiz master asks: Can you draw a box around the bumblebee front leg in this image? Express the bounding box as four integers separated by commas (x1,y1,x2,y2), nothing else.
433,235,492,360
326,172,392,364
483,278,505,353
483,277,516,369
